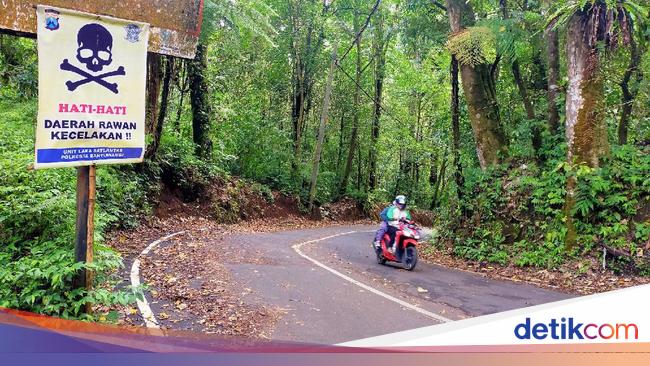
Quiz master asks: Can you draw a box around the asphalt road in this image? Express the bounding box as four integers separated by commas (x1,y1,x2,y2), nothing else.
223,225,570,344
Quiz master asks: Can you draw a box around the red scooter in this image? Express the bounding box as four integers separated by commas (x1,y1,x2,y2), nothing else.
373,220,420,271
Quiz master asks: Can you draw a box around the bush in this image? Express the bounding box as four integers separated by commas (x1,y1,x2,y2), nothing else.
155,132,223,200
446,146,650,271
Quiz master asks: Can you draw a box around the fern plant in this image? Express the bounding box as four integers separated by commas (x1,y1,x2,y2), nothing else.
547,0,649,49
446,26,497,66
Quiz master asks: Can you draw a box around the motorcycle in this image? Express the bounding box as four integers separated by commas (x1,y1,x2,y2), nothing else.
373,220,420,271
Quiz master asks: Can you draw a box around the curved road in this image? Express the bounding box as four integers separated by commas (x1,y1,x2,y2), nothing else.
221,224,570,344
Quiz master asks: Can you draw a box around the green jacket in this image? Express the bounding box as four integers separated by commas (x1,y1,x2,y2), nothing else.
385,205,411,227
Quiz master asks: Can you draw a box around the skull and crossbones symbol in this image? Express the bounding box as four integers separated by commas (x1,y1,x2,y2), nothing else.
60,23,126,94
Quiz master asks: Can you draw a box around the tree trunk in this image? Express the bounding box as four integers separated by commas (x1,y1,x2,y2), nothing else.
459,63,508,168
450,56,465,205
288,2,326,190
445,0,508,169
429,154,438,191
189,42,212,157
146,56,174,159
394,149,405,196
145,52,163,143
500,0,541,156
308,43,337,212
545,0,561,135
431,157,447,209
513,60,542,155
564,8,610,250
565,12,609,168
618,36,643,145
339,11,363,195
369,8,387,191
175,59,188,132
357,144,362,190
290,53,307,184
288,3,309,187
337,110,345,174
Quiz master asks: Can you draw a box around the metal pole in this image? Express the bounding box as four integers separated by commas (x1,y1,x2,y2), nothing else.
73,164,96,314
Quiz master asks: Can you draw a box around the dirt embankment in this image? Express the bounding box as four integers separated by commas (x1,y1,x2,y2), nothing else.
154,176,372,225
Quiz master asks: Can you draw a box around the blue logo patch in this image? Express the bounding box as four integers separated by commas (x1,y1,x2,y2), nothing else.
44,9,60,31
124,24,142,43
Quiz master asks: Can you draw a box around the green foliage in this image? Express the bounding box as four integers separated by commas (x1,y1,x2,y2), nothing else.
447,146,650,270
570,146,650,251
155,131,224,199
202,0,277,44
0,36,37,99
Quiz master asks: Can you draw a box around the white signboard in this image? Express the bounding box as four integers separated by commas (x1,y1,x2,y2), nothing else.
35,5,149,168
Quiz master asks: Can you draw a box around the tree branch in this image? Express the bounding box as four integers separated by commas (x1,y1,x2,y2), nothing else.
337,0,381,63
431,0,447,12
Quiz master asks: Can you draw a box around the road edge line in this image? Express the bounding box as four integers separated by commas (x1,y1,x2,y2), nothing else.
130,230,186,328
292,231,452,323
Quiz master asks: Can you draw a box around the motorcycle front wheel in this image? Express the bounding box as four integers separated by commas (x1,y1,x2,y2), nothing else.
403,246,418,271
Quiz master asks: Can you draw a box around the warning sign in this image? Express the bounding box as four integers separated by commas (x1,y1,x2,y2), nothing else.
35,6,149,168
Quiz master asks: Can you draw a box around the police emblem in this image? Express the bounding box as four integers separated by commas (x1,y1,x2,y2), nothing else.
44,9,60,31
124,24,142,43
160,29,172,45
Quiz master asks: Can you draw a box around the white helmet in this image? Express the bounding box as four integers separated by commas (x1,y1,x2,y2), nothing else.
394,195,406,209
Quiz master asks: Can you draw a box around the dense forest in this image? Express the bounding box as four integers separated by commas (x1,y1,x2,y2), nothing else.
1,0,649,319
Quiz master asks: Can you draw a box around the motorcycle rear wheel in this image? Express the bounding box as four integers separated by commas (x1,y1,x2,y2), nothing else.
376,251,387,265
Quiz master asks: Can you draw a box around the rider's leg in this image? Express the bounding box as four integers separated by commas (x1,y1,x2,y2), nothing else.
374,221,387,247
386,226,398,253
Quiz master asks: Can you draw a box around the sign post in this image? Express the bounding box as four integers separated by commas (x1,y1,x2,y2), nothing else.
73,165,95,313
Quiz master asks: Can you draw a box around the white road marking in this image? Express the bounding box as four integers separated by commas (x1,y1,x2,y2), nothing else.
130,231,186,328
292,231,453,323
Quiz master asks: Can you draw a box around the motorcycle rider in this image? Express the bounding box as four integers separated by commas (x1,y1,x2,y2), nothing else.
374,195,411,254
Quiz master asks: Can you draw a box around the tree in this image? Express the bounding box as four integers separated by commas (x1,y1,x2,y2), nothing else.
545,0,561,135
499,0,542,157
553,0,646,165
174,59,189,132
308,41,337,212
339,6,364,195
450,55,465,208
369,4,390,190
189,42,212,157
618,16,647,145
444,0,508,169
287,0,328,190
146,56,174,159
564,3,609,168
189,0,277,158
144,53,163,157
552,0,646,249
